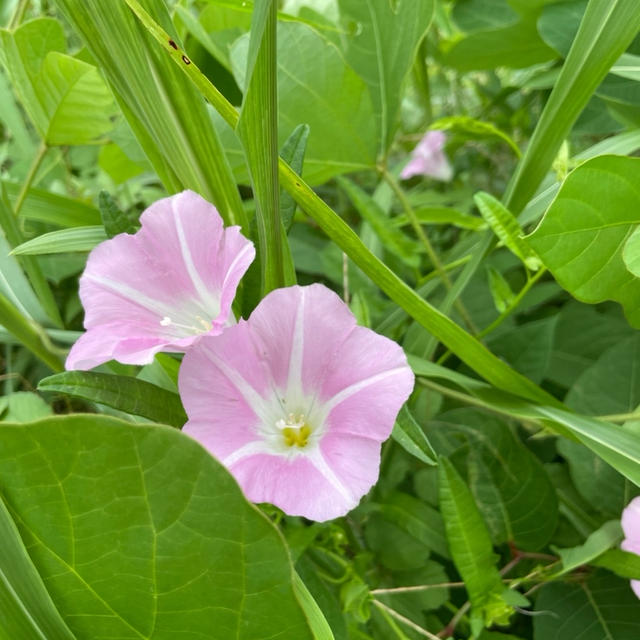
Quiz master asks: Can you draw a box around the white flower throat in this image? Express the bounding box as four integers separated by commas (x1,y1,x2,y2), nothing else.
160,315,212,335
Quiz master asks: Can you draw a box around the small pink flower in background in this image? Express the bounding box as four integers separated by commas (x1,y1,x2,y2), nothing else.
179,284,414,521
400,130,453,182
66,190,255,370
622,496,640,598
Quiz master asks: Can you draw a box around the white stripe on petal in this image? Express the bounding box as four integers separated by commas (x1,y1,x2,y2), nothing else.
205,348,271,424
223,440,271,467
307,449,354,505
221,242,253,291
286,287,305,399
318,367,409,420
84,273,170,317
172,196,220,315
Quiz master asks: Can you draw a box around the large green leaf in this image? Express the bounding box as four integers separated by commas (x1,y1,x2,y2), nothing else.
0,416,315,640
226,21,377,185
528,155,640,327
534,572,640,639
337,0,435,153
0,21,115,145
429,410,558,550
38,371,187,427
37,52,115,145
0,496,76,640
0,17,66,139
53,0,247,230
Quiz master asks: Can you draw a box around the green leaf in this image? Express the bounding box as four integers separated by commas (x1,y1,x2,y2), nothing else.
537,0,587,57
38,52,115,145
553,520,623,576
292,571,336,640
431,410,558,550
622,225,640,276
0,18,67,138
99,191,139,238
38,371,187,427
3,182,101,227
392,405,437,466
438,457,510,626
0,495,76,640
55,0,247,230
0,289,64,372
534,571,640,640
430,116,521,157
592,549,640,580
452,0,519,32
236,0,286,292
0,415,315,639
337,177,421,269
475,191,541,270
337,0,435,152
11,226,106,255
368,491,450,562
0,392,52,423
280,123,310,232
487,267,515,313
566,335,640,416
557,439,628,519
528,155,640,326
505,0,640,214
443,16,555,72
226,20,377,185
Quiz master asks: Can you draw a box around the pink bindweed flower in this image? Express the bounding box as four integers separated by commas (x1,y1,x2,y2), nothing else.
400,130,453,182
66,190,255,370
179,283,414,521
622,496,640,598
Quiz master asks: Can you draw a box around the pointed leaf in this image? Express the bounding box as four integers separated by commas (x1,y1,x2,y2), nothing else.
38,371,187,427
11,226,107,255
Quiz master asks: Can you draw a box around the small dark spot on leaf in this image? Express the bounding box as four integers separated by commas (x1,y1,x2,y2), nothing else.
295,182,301,188
182,55,191,65
168,39,178,50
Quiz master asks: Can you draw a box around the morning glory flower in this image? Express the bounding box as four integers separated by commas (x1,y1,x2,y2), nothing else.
66,190,255,370
622,496,640,598
400,130,453,182
179,284,414,521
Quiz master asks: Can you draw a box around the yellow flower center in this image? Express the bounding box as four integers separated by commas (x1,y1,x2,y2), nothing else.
276,413,312,448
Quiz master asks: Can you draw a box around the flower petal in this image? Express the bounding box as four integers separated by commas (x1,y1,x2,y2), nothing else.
247,284,357,397
632,580,640,599
68,190,254,369
622,496,640,542
228,453,359,522
401,130,453,182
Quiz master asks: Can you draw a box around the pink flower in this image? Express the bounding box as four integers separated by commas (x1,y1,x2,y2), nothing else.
179,284,414,521
66,190,255,370
622,496,640,598
400,130,453,181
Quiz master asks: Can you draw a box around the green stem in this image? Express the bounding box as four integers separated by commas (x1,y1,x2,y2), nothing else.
477,267,547,339
13,141,47,217
373,600,440,640
597,412,640,423
383,169,478,335
8,0,29,29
